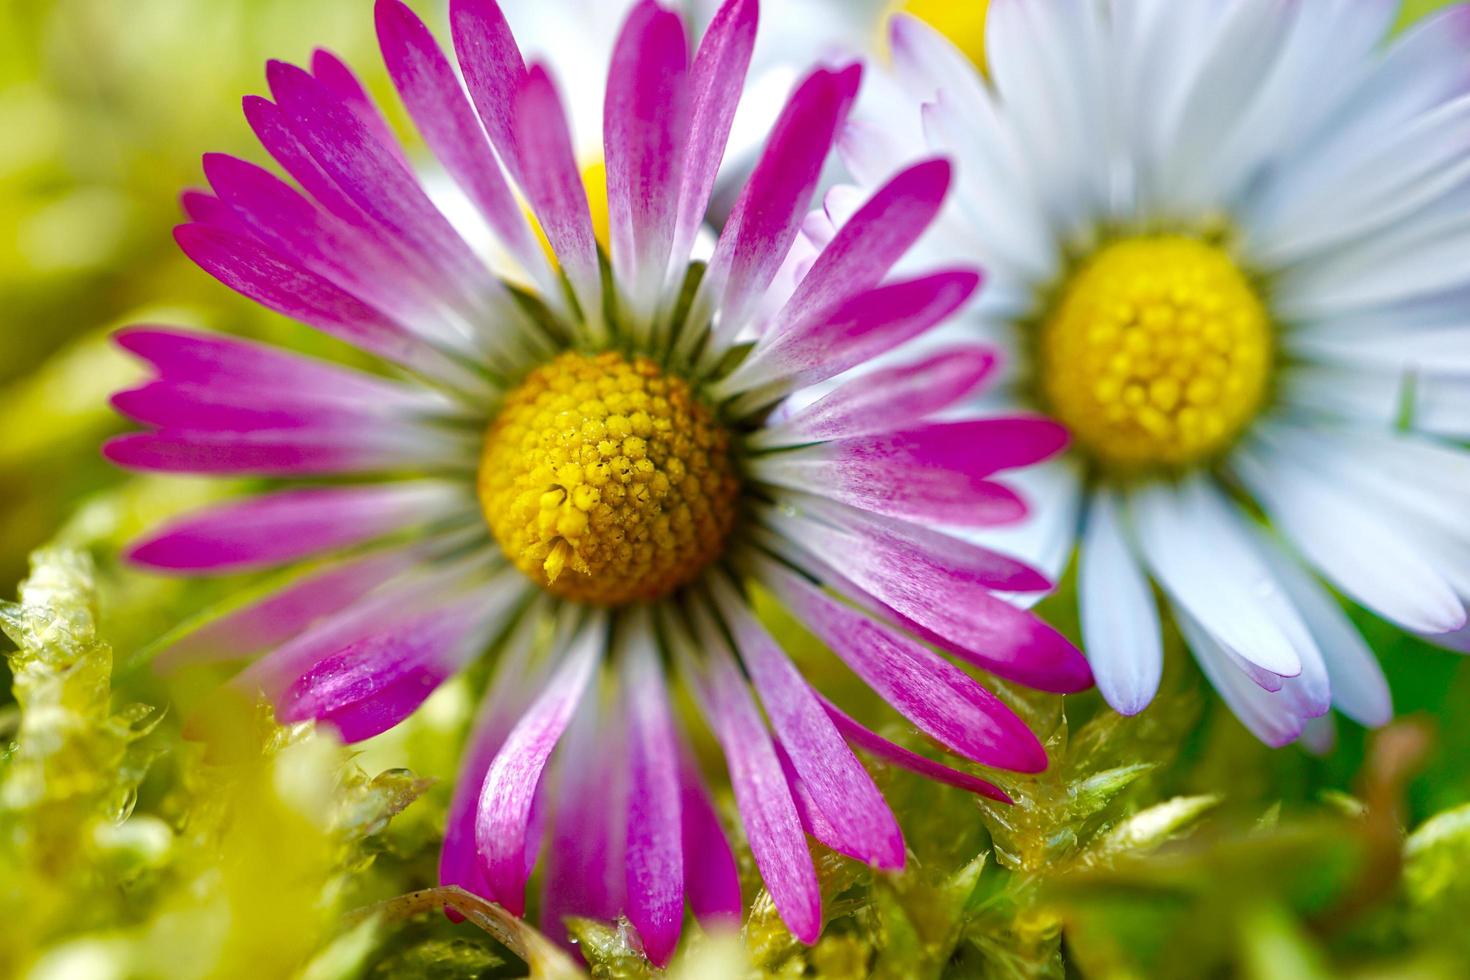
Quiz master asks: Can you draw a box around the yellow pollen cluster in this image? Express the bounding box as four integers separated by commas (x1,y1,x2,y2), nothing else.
478,350,740,605
1039,236,1273,471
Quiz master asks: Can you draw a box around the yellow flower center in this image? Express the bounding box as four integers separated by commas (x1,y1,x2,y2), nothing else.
1038,236,1272,472
888,0,989,73
479,351,740,605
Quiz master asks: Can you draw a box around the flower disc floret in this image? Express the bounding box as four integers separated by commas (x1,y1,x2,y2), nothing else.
479,351,739,605
1039,236,1272,472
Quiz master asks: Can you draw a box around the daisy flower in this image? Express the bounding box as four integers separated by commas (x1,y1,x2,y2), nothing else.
841,0,1470,747
104,0,1091,957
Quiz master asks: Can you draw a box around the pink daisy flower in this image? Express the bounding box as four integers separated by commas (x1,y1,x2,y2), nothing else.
105,0,1089,958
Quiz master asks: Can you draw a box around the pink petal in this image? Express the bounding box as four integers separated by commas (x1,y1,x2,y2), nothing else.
756,416,1066,524
772,740,846,853
152,546,431,671
310,48,411,170
102,424,467,476
820,699,1013,804
604,1,690,314
242,94,458,314
703,63,863,340
234,564,486,695
683,605,820,944
764,562,1048,774
727,269,981,394
441,616,550,901
476,622,604,915
114,326,440,409
829,417,1069,480
769,518,1093,693
124,483,462,574
376,0,545,281
449,0,528,183
621,642,685,967
754,449,1028,527
201,153,441,335
763,346,997,444
514,65,603,317
277,595,493,741
243,94,367,225
111,380,439,437
264,59,498,314
180,189,248,232
677,747,742,928
767,158,954,340
867,584,1092,695
714,580,905,871
541,692,626,946
671,0,759,272
766,502,1050,595
172,222,476,389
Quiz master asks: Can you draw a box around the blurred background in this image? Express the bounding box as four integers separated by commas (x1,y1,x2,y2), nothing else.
2,1,1469,977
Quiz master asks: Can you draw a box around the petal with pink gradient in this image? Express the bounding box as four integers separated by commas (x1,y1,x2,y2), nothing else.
125,483,464,574
265,59,498,313
679,604,820,944
776,534,1091,694
758,346,996,445
767,158,954,340
173,223,480,391
620,638,685,967
714,579,905,871
540,691,626,947
277,586,506,742
820,698,1012,804
114,326,444,409
724,270,981,394
102,425,470,477
514,65,603,319
763,561,1048,774
441,609,552,901
449,0,527,182
476,619,604,915
672,0,759,272
310,48,410,170
677,745,742,928
604,1,690,317
702,63,863,342
376,0,546,284
152,546,434,671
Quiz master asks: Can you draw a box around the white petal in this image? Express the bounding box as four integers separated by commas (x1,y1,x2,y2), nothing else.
1079,489,1162,715
1232,437,1467,634
1275,207,1470,319
1251,525,1393,727
919,89,1057,284
1129,476,1303,678
887,13,988,110
1156,0,1298,212
837,118,914,188
1254,93,1470,264
1177,605,1305,748
1280,365,1470,440
1289,325,1470,376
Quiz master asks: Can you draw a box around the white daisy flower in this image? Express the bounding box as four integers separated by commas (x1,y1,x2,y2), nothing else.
841,0,1470,745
